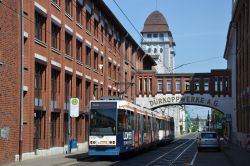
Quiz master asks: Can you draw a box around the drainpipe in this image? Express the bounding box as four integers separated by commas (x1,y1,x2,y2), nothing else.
19,0,24,161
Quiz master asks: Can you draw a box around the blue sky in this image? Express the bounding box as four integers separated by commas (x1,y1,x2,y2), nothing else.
104,0,232,73
104,0,232,118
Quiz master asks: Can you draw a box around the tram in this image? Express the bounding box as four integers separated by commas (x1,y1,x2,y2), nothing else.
88,96,175,156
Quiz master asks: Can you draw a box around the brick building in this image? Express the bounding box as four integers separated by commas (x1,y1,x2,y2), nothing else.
0,0,155,164
224,0,250,146
0,0,21,164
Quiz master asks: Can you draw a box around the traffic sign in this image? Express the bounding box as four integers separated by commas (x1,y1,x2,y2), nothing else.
70,98,79,117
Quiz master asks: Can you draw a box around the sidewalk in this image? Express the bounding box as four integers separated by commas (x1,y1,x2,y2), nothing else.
222,143,250,166
3,152,88,166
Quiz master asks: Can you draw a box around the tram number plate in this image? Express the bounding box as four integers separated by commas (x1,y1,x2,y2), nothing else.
100,141,107,144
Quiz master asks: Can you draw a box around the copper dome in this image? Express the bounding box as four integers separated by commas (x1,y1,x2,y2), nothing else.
142,10,170,33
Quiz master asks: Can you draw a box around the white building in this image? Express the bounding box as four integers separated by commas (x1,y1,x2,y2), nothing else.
139,10,185,136
141,10,176,74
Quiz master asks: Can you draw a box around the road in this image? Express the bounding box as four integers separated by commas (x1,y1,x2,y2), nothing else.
64,133,233,166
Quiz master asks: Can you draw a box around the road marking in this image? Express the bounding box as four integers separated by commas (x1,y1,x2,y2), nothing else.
190,151,198,166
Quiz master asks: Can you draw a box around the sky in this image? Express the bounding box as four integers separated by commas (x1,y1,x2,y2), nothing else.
104,0,232,118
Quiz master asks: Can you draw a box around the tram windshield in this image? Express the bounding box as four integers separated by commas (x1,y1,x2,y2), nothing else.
90,108,116,136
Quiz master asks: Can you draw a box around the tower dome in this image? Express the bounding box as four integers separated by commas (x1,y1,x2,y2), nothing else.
142,10,170,33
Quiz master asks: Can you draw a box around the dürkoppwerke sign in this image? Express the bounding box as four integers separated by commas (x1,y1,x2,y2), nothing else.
149,95,218,108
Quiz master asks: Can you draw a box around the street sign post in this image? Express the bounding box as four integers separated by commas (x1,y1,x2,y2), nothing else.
68,98,79,153
70,98,79,117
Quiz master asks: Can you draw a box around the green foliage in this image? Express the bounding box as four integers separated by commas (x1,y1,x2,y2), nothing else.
180,125,183,134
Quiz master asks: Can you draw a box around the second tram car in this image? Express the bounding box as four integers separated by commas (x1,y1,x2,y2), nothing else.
88,97,175,156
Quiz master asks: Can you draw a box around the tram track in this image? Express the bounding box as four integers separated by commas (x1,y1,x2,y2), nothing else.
145,134,197,166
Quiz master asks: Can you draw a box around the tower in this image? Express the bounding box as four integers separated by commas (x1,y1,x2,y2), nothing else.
141,10,176,73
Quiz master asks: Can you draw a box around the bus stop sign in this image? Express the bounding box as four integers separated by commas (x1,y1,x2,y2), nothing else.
70,98,79,117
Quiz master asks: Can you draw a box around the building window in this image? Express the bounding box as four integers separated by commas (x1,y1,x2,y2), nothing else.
147,33,152,38
86,11,91,32
154,48,157,53
139,77,142,94
64,74,72,110
153,33,158,38
86,46,91,66
185,80,190,91
167,80,172,92
76,40,82,62
214,77,218,92
149,78,152,93
35,11,46,42
159,33,164,40
194,79,200,92
65,0,72,16
148,47,151,53
93,84,98,99
125,72,128,94
94,18,98,39
51,23,60,50
219,77,223,92
94,51,98,70
76,2,82,24
108,62,112,78
144,78,148,94
100,56,104,73
76,78,82,99
65,32,72,56
225,77,229,92
50,112,59,147
204,79,209,92
160,48,163,53
157,80,163,93
35,63,46,107
85,81,91,106
51,69,60,109
176,80,181,92
101,26,104,43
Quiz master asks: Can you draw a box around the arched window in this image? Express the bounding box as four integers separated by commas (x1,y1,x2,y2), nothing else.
160,48,163,53
154,48,157,53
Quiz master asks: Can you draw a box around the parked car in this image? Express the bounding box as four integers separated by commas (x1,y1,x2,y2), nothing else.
197,131,220,151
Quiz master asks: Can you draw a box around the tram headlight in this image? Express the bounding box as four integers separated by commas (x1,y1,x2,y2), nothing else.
90,141,93,144
109,141,112,144
113,141,115,144
93,141,96,144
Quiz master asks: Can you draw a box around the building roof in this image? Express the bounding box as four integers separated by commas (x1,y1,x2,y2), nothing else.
142,10,170,33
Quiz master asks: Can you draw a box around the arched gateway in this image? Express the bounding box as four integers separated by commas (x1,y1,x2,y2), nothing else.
136,94,232,114
135,70,233,115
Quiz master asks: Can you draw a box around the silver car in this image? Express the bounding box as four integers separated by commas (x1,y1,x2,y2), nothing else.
197,131,220,151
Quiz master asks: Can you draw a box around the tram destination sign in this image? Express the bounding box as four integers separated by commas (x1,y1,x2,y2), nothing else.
148,95,219,108
91,102,117,109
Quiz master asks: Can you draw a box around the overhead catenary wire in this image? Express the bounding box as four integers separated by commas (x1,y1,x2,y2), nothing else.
112,0,144,41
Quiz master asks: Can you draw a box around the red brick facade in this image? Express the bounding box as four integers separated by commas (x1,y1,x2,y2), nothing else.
232,0,250,134
0,0,21,164
0,0,153,164
136,69,231,97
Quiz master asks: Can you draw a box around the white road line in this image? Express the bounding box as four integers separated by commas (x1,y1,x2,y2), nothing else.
190,151,198,166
